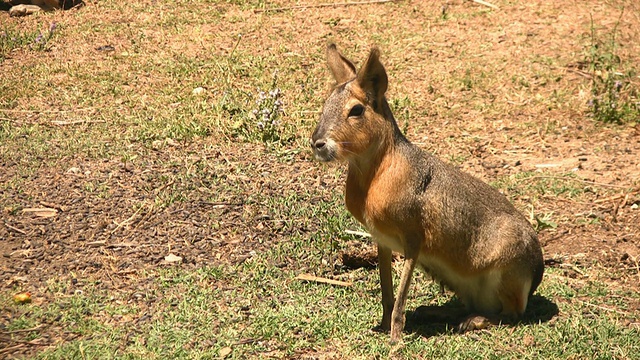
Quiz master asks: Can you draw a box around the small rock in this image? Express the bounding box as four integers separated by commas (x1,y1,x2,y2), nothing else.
192,87,206,95
164,254,182,263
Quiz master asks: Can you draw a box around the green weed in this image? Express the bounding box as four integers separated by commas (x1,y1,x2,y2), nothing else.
585,11,640,124
0,22,57,60
234,73,286,144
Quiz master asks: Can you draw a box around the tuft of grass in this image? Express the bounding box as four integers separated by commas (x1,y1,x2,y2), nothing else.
584,11,640,124
0,22,57,60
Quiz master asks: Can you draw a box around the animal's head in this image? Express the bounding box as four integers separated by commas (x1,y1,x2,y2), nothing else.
311,44,390,162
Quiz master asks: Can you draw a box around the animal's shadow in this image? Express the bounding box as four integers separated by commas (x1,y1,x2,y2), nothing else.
402,295,559,337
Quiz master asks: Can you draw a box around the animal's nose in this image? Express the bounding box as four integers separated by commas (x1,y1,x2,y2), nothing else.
313,139,326,150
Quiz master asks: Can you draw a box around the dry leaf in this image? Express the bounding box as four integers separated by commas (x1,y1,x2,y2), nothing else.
219,346,232,358
13,292,32,304
522,334,536,347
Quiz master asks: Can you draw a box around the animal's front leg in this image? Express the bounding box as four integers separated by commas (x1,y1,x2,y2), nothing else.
390,245,418,344
377,244,394,331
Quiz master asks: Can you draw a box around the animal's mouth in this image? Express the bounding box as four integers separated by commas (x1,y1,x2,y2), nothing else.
311,137,338,162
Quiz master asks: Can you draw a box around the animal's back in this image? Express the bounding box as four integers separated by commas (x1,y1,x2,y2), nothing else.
394,141,544,312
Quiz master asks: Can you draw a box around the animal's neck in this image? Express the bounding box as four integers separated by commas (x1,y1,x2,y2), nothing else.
345,98,406,221
348,98,405,183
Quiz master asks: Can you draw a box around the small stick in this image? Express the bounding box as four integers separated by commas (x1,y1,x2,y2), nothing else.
470,0,499,10
295,273,352,287
0,344,25,355
345,229,371,238
39,201,65,212
576,299,632,317
594,189,639,204
255,0,399,13
111,204,146,234
559,263,586,276
22,207,56,213
1,325,45,334
86,240,107,247
4,223,27,235
51,119,105,126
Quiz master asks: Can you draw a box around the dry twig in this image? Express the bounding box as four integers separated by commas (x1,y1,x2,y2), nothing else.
470,0,499,10
345,229,372,238
295,273,352,287
51,119,106,126
0,344,25,355
4,223,27,235
594,189,639,204
1,325,45,334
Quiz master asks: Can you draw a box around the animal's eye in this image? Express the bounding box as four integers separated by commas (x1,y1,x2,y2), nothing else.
348,104,365,117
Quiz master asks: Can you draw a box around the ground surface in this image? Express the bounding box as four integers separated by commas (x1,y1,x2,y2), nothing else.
1,0,640,359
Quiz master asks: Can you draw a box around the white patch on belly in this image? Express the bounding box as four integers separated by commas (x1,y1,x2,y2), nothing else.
418,255,503,314
370,230,405,254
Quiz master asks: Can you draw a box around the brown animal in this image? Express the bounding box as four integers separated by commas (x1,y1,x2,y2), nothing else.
311,44,544,343
3,0,83,17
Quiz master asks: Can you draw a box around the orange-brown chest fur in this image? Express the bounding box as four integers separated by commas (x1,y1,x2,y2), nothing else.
345,151,416,240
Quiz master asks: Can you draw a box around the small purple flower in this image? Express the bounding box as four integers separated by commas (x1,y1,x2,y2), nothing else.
614,81,622,91
34,33,44,44
49,22,57,34
269,88,281,98
587,99,594,107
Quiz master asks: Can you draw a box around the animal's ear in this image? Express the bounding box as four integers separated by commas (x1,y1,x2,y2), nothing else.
326,43,357,84
356,47,388,100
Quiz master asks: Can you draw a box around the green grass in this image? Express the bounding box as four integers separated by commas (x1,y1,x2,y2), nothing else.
4,261,639,359
584,11,640,124
0,22,55,61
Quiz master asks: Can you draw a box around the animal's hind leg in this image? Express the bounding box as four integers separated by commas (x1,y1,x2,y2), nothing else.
458,270,531,333
497,273,532,318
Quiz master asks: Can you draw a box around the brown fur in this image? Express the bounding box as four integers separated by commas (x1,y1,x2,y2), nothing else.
3,0,82,16
311,44,544,343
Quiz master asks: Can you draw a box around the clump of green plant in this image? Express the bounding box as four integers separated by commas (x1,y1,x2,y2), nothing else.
235,73,285,144
0,22,57,60
32,22,57,51
584,12,639,124
534,212,558,232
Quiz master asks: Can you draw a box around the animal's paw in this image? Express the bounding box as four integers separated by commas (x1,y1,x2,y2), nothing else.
9,4,44,17
372,323,390,333
457,315,491,333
